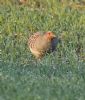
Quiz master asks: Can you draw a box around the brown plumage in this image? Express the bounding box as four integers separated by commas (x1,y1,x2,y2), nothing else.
19,0,27,4
28,31,57,59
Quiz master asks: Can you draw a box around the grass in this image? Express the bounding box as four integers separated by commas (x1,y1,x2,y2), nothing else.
0,0,85,100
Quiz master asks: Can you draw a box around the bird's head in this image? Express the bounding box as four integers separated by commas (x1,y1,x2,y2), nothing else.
44,31,56,40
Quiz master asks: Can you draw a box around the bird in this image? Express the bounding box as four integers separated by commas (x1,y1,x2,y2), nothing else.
28,31,58,59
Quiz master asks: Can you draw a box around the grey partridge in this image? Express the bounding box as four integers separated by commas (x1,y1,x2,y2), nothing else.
28,31,57,59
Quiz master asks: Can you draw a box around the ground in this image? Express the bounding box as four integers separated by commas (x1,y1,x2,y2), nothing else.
0,0,85,100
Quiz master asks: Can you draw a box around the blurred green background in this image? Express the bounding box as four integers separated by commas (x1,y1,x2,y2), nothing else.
0,0,85,100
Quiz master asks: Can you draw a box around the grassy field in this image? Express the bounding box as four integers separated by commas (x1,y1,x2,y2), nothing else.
0,0,85,100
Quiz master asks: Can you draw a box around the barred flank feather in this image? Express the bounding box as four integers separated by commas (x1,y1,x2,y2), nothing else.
28,32,40,49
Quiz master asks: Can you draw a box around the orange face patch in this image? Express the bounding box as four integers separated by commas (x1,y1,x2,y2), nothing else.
45,31,56,40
